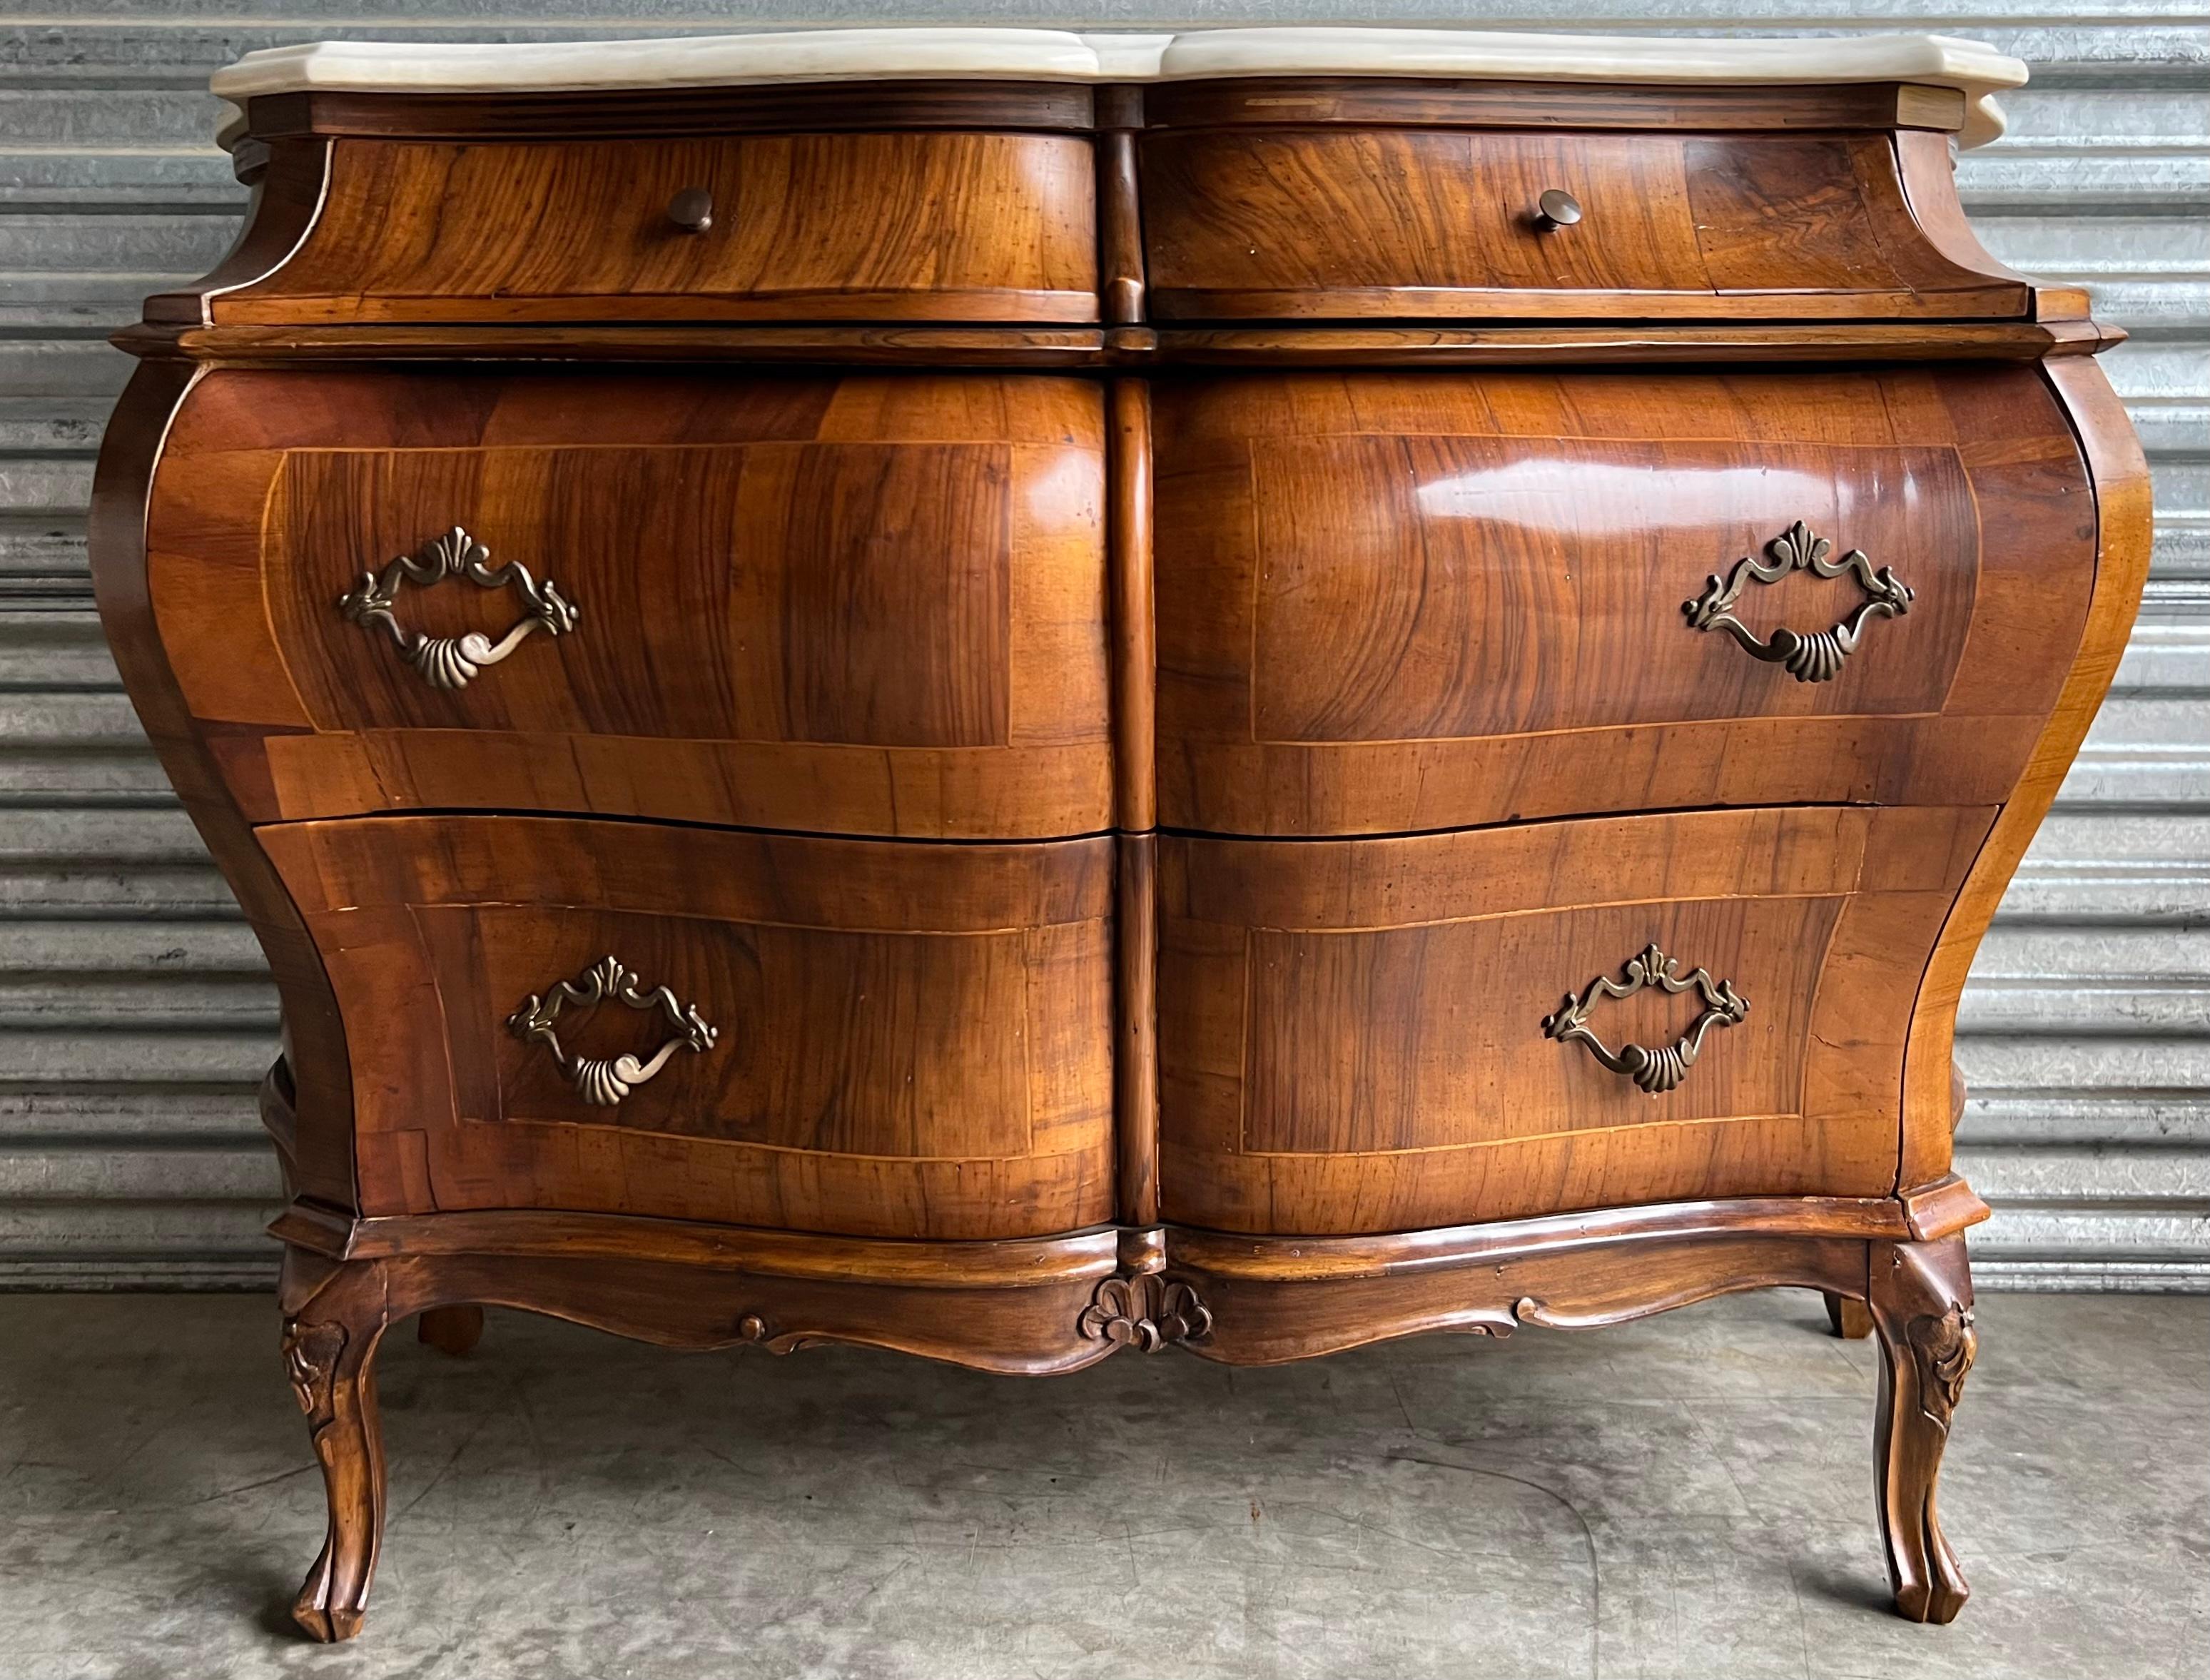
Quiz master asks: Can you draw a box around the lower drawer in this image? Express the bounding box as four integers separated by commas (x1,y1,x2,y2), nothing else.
1156,805,1991,1235
259,816,1115,1240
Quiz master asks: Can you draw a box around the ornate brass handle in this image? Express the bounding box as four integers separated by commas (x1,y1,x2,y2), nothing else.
506,956,717,1108
1683,520,1912,683
1541,942,1749,1095
337,526,579,691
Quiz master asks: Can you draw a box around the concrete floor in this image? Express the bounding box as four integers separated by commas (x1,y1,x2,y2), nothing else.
0,1291,2201,1680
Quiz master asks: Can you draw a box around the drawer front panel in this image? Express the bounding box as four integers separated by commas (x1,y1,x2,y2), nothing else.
1156,366,2094,835
1142,129,2025,321
215,133,1099,324
149,369,1111,839
260,817,1115,1240
1157,805,1992,1234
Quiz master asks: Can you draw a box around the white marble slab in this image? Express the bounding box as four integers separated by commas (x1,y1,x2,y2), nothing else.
211,26,2024,148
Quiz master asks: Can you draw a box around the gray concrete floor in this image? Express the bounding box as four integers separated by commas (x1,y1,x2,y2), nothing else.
0,1290,2201,1680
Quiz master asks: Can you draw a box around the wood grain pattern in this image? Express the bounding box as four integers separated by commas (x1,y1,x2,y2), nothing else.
1155,365,2095,835
92,71,2148,1641
1894,355,2156,1189
1157,806,1990,1234
1108,380,1155,830
146,368,1110,839
1900,1172,1992,1243
1144,129,2027,322
1140,77,1967,136
205,133,1098,325
1145,320,2116,366
118,319,2114,369
1173,1233,1868,1365
1096,87,1147,327
1165,1195,1911,1279
1892,127,2037,298
89,362,360,1211
1115,834,1160,1226
269,1198,1121,1286
258,817,1116,1240
243,81,1099,144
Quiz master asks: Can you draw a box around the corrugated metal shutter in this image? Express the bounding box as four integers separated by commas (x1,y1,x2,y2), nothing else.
3,2,2202,1289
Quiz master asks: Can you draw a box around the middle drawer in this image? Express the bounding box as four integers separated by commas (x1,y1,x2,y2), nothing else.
146,368,1111,840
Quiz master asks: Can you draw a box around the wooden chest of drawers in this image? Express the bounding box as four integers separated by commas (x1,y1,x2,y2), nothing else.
93,26,2146,1642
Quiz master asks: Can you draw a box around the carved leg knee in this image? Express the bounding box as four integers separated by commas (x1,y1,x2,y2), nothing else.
417,1304,485,1357
280,1251,393,1642
1867,1238,1976,1624
1824,1291,1874,1339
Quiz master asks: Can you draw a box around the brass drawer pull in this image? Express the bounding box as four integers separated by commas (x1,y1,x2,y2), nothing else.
1531,188,1582,232
1542,942,1748,1095
506,956,718,1108
1683,519,1913,683
337,525,579,691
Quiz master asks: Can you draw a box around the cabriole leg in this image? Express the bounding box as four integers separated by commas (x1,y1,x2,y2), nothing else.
417,1303,485,1356
1823,1291,1874,1338
1867,1237,1977,1624
279,1250,393,1642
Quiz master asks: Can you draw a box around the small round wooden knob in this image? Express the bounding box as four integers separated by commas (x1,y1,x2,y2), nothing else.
666,186,714,233
1531,188,1583,233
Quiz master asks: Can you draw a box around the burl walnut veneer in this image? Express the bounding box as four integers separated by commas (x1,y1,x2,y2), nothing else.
92,28,2147,1640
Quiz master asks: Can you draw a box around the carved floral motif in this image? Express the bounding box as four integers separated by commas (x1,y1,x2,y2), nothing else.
1906,1302,1977,1428
1078,1274,1212,1352
282,1320,348,1430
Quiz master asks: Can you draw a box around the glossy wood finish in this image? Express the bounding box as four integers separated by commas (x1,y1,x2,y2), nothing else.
146,369,1109,839
1155,365,2094,835
118,318,2118,370
202,132,1098,325
90,69,2151,1641
258,816,1115,1240
1145,319,2118,367
1115,834,1160,1227
1145,128,2027,322
1897,356,2155,1189
91,363,360,1214
1158,805,1989,1233
1107,380,1155,831
242,80,1099,146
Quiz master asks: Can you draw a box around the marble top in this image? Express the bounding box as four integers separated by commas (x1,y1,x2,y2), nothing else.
212,27,2024,147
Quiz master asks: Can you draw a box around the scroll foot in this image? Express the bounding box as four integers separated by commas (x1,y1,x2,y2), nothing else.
1868,1238,1976,1624
280,1252,392,1642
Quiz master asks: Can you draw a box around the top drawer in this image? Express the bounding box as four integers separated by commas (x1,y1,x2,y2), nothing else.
201,133,1099,325
1142,128,2027,322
